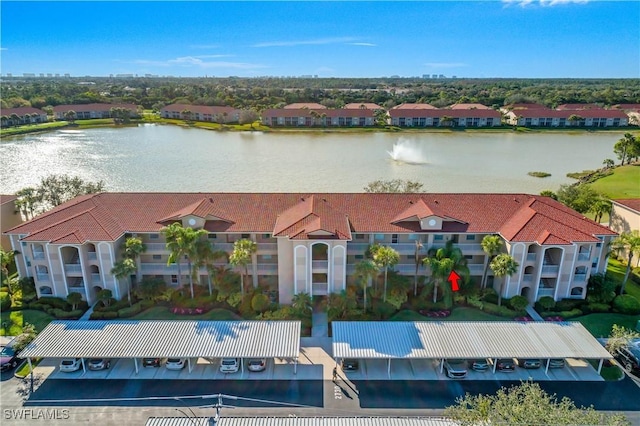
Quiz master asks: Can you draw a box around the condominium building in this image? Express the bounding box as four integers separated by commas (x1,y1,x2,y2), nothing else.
4,193,615,305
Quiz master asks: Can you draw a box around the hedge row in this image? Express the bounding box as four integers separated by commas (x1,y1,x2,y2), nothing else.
541,308,583,319
90,299,154,320
481,302,519,318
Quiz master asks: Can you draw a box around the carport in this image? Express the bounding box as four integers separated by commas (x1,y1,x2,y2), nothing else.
332,321,612,378
20,320,301,376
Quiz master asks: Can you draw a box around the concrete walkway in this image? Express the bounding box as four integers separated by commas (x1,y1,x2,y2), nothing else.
78,302,98,321
312,311,329,337
525,305,544,321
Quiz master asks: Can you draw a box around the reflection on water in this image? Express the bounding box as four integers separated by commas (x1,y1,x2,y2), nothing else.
0,125,622,194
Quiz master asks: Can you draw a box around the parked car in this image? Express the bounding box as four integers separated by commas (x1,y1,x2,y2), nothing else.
142,358,164,368
219,358,240,373
341,358,360,371
87,358,111,371
517,358,542,369
0,345,21,371
59,358,82,372
444,359,468,379
468,359,489,372
165,358,187,370
548,358,565,369
614,339,640,374
247,358,266,372
496,358,516,372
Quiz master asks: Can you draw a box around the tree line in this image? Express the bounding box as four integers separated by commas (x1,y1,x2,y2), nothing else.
2,77,639,112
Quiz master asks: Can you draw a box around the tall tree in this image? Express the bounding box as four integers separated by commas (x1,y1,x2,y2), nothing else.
192,239,227,296
423,240,470,303
424,255,454,304
0,249,15,293
610,230,640,295
229,238,257,296
17,174,105,214
162,223,188,295
589,197,612,223
110,258,136,305
444,381,628,426
480,235,503,289
363,179,424,193
372,245,399,303
64,110,76,124
556,183,599,214
613,133,637,166
355,259,379,312
490,253,519,306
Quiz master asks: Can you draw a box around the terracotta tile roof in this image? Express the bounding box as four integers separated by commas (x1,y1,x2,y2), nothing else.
2,107,47,116
52,103,137,113
262,109,374,118
448,103,493,110
504,103,549,110
514,109,628,119
160,197,233,223
613,199,640,214
343,103,383,110
160,104,237,116
612,104,640,112
283,103,326,109
5,193,616,245
556,104,603,110
389,108,500,119
0,194,18,205
391,103,438,110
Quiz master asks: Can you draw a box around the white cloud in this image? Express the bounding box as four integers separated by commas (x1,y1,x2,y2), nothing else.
424,62,468,69
347,42,377,47
132,55,265,70
503,0,589,7
253,37,358,47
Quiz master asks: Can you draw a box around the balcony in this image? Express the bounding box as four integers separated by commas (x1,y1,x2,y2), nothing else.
312,260,329,271
312,282,328,295
257,243,277,253
91,273,101,284
140,263,179,274
36,273,50,282
64,263,82,274
87,252,97,261
33,252,45,260
577,253,590,262
537,287,555,297
347,243,369,254
523,274,534,283
541,264,559,275
257,263,278,274
145,243,167,252
573,273,587,282
526,253,537,262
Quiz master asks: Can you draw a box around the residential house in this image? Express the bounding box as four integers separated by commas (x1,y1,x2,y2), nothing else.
343,103,383,110
501,106,628,128
1,107,48,127
283,103,326,109
160,104,240,123
53,103,139,120
261,108,375,127
389,104,501,127
610,199,640,267
4,193,615,306
612,104,640,126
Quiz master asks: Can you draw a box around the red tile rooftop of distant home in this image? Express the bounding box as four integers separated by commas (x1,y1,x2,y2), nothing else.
613,199,640,213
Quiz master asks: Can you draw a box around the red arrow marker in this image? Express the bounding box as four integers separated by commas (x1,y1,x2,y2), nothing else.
447,270,461,292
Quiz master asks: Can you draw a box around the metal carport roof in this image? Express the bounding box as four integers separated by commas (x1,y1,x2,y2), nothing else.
332,321,612,360
20,320,301,359
146,417,458,426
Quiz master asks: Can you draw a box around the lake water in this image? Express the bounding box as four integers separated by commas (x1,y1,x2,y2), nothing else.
0,125,623,194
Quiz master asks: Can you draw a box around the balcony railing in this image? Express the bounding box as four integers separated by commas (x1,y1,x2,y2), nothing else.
537,287,555,297
346,243,369,254
573,273,587,282
541,264,559,274
68,286,86,295
577,253,590,262
523,274,534,283
140,263,179,274
64,263,82,274
33,252,45,260
312,260,329,270
526,253,537,262
145,243,167,252
36,273,49,282
91,273,101,284
312,282,328,295
87,252,97,261
257,263,278,274
257,243,277,253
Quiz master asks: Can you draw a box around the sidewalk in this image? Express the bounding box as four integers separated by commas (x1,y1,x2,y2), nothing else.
525,305,544,321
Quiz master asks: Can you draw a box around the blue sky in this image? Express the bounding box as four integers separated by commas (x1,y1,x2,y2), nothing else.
1,1,638,78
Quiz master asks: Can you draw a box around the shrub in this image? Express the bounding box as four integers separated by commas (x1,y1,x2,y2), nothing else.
89,310,118,320
238,293,256,318
558,308,583,319
555,298,584,311
509,295,529,312
585,303,610,313
0,286,9,293
481,302,518,318
612,295,640,315
51,308,83,319
537,296,556,312
118,304,142,318
251,293,270,314
0,292,10,311
482,289,499,304
139,299,155,310
37,296,70,310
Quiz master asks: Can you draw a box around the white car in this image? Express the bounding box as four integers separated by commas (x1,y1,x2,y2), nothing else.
219,358,239,373
247,358,266,372
165,358,187,370
59,358,82,372
444,359,468,379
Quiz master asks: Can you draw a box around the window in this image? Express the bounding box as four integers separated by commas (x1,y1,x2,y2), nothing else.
596,242,601,247
391,234,398,244
355,254,364,260
263,254,272,260
208,233,217,239
150,234,159,239
374,234,384,240
263,234,271,239
434,235,443,241
171,275,178,283
241,234,250,239
153,255,162,260
465,235,475,241
408,255,415,260
355,234,365,240
464,255,473,260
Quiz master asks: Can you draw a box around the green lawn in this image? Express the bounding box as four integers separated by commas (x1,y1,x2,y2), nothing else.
0,121,68,137
129,307,241,321
607,258,640,300
588,164,640,198
0,309,55,336
573,313,640,337
390,307,509,322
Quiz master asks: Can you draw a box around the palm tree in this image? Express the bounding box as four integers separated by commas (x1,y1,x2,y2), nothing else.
602,158,615,169
111,258,136,305
162,223,189,295
372,245,399,303
192,239,227,296
589,198,612,224
611,230,640,295
423,240,470,303
413,239,424,296
0,249,15,292
355,259,379,312
490,253,519,306
291,292,312,315
229,238,257,296
568,114,583,127
15,187,39,219
124,237,146,284
480,235,503,289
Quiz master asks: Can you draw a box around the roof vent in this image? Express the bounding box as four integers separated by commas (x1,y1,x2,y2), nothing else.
209,198,214,203
433,200,439,204
409,201,414,204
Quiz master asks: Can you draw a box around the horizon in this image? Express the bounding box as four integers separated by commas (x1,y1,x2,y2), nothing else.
1,1,639,79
